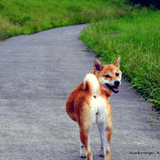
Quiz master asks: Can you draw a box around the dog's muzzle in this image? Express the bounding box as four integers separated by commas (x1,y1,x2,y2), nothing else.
105,80,120,93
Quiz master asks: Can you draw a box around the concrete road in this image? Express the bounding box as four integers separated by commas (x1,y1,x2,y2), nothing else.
0,24,159,160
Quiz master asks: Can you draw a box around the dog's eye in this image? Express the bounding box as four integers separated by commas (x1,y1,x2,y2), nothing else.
105,74,110,78
115,73,119,76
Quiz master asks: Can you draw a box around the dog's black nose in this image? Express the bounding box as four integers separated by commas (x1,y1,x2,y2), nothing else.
114,80,120,86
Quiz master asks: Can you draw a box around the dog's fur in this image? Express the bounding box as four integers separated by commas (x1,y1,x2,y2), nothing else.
66,56,122,160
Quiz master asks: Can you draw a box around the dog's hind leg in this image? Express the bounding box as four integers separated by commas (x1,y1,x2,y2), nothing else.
106,125,112,160
79,127,92,160
80,133,91,158
96,114,112,160
78,110,92,160
96,120,107,157
80,141,86,158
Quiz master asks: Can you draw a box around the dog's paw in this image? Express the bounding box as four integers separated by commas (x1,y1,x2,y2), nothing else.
80,145,86,158
99,148,104,157
80,152,86,158
80,154,86,158
99,154,104,157
99,153,104,157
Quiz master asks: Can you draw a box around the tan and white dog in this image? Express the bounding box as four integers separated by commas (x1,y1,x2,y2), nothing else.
66,56,122,160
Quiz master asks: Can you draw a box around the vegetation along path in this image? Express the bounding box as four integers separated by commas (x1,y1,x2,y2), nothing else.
0,24,159,160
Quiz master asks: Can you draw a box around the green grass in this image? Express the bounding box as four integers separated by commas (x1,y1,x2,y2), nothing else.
0,0,159,112
80,10,160,112
0,0,128,40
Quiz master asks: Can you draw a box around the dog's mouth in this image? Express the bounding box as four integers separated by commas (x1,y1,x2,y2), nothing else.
105,83,120,93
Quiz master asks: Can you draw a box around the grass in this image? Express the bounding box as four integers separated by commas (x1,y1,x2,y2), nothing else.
0,0,159,112
79,9,160,112
0,0,127,41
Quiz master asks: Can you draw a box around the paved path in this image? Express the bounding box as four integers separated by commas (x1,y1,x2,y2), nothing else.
0,24,159,160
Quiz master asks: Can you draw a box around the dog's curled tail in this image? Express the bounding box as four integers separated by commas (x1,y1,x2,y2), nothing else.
83,73,100,98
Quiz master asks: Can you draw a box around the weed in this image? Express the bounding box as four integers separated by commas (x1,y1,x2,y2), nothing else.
0,0,159,112
80,10,160,112
0,0,127,40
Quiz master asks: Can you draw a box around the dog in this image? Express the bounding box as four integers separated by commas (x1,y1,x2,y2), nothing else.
66,56,122,160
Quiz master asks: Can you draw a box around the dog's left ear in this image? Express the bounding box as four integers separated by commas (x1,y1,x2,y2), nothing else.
113,55,120,68
93,59,103,71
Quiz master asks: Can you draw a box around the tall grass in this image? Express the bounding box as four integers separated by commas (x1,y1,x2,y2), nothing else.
80,10,160,112
0,0,128,40
1,0,159,112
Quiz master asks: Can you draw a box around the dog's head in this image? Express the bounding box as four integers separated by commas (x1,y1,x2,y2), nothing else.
92,56,122,93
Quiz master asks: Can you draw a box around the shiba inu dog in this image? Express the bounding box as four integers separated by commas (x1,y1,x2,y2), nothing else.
66,56,122,160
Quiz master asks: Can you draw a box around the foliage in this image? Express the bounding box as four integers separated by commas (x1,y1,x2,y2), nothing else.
80,10,160,112
0,0,127,40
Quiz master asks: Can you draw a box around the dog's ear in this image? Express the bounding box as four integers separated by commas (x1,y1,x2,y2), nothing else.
93,59,103,71
113,55,120,68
